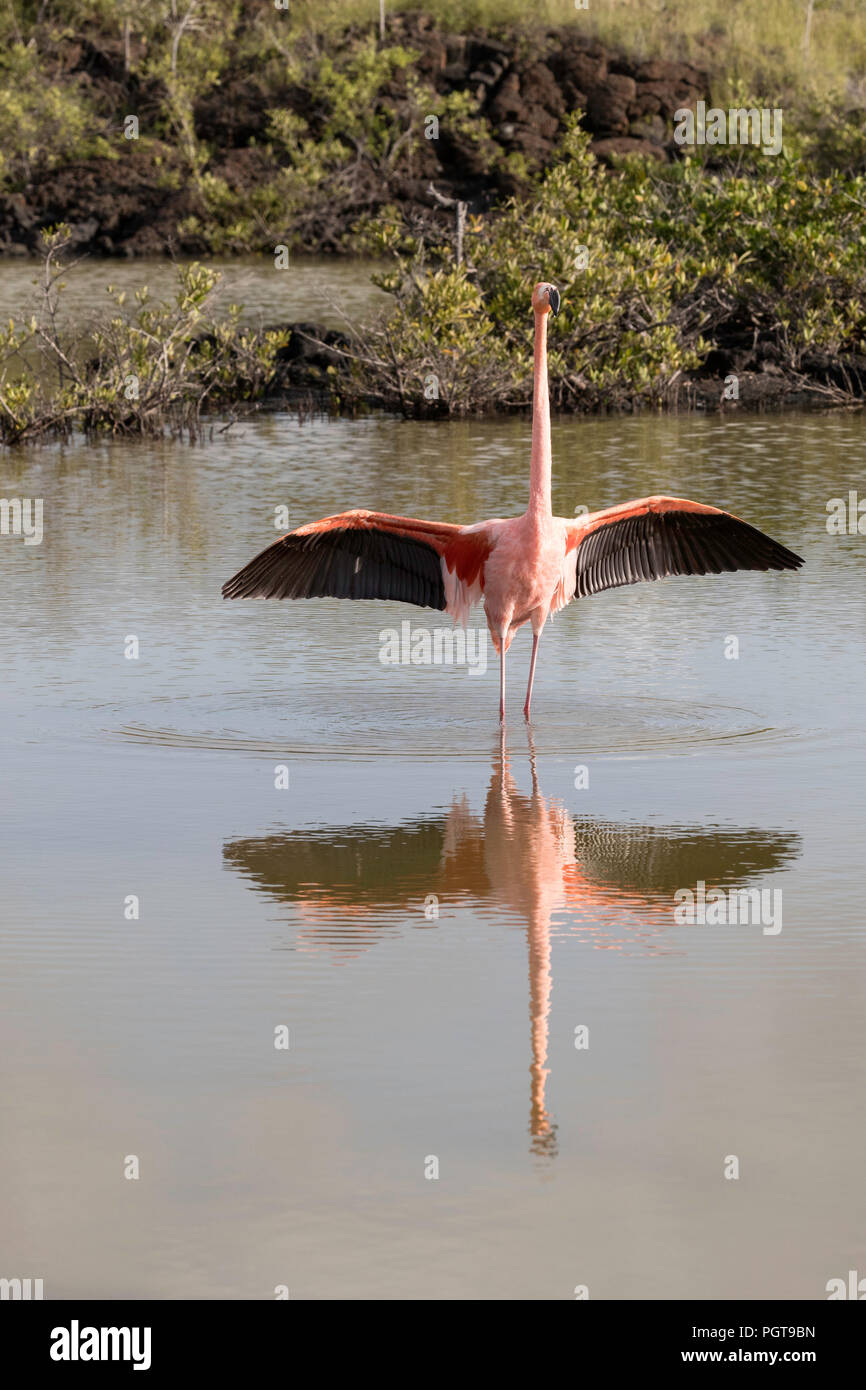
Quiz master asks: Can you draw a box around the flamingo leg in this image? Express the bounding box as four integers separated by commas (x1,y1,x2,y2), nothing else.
499,634,507,724
524,632,540,721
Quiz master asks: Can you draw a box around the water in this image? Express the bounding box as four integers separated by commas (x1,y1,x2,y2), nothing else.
0,253,388,333
1,279,865,1297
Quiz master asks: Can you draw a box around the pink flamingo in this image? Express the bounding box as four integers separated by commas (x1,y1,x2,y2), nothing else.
223,282,803,721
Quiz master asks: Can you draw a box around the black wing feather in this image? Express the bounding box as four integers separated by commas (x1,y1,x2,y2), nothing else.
577,510,802,599
222,526,447,610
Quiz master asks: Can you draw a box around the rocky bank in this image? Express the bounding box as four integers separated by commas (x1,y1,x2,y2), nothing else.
0,15,710,257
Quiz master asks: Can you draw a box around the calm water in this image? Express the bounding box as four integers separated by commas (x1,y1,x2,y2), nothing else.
0,254,388,333
1,282,865,1297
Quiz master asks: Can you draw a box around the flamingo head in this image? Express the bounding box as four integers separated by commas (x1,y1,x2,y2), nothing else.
532,282,561,317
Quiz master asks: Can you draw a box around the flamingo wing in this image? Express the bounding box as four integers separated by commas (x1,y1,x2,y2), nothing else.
222,509,490,614
567,496,803,599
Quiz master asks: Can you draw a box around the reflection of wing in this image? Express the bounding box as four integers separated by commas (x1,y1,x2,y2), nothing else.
223,804,802,972
223,815,487,960
559,818,801,952
569,819,798,900
224,811,800,951
224,819,448,908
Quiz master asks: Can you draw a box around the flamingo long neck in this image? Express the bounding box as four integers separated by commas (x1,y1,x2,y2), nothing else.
528,310,552,521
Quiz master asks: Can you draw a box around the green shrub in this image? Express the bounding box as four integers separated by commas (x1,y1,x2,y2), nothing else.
348,120,866,412
0,227,289,442
0,41,114,181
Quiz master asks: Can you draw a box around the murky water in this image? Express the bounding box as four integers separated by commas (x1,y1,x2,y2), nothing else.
1,310,865,1296
0,253,388,333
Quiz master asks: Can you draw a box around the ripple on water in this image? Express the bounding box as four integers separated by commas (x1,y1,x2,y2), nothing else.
107,689,796,760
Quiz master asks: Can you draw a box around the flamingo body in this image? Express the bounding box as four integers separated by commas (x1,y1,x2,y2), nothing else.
223,283,803,721
476,513,574,651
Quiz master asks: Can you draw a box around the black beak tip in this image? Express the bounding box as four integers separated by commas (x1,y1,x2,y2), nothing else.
548,287,560,317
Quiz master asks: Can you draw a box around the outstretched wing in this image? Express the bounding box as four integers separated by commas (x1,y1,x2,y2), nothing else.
567,496,803,598
222,508,491,615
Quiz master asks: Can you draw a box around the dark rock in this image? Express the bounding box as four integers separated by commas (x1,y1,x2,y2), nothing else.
410,37,448,78
438,127,493,177
585,85,630,135
469,61,505,86
268,322,351,392
519,62,565,115
547,40,608,94
5,193,36,229
487,71,523,124
67,217,99,244
210,145,275,193
279,324,330,363
634,81,700,119
635,59,684,83
506,125,557,162
801,349,866,393
628,114,667,145
604,72,637,102
528,106,561,141
633,91,663,117
0,152,207,256
0,19,714,258
564,88,589,115
467,38,512,66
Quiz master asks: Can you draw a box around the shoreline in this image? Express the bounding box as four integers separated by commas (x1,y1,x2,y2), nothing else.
2,10,865,429
263,322,866,417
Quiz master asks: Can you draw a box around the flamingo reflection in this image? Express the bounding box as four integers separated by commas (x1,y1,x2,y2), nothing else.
224,743,798,1155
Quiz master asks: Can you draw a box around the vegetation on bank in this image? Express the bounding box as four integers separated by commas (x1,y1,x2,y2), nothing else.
348,122,866,413
1,3,866,259
1,2,865,435
0,227,290,443
3,119,865,441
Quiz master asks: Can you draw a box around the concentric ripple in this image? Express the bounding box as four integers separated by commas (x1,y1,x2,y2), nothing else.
109,687,794,760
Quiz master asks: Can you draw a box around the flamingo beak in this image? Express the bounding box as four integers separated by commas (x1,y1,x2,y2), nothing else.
547,286,560,317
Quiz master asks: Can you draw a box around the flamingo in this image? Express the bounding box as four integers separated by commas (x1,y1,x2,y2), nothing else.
223,282,804,721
